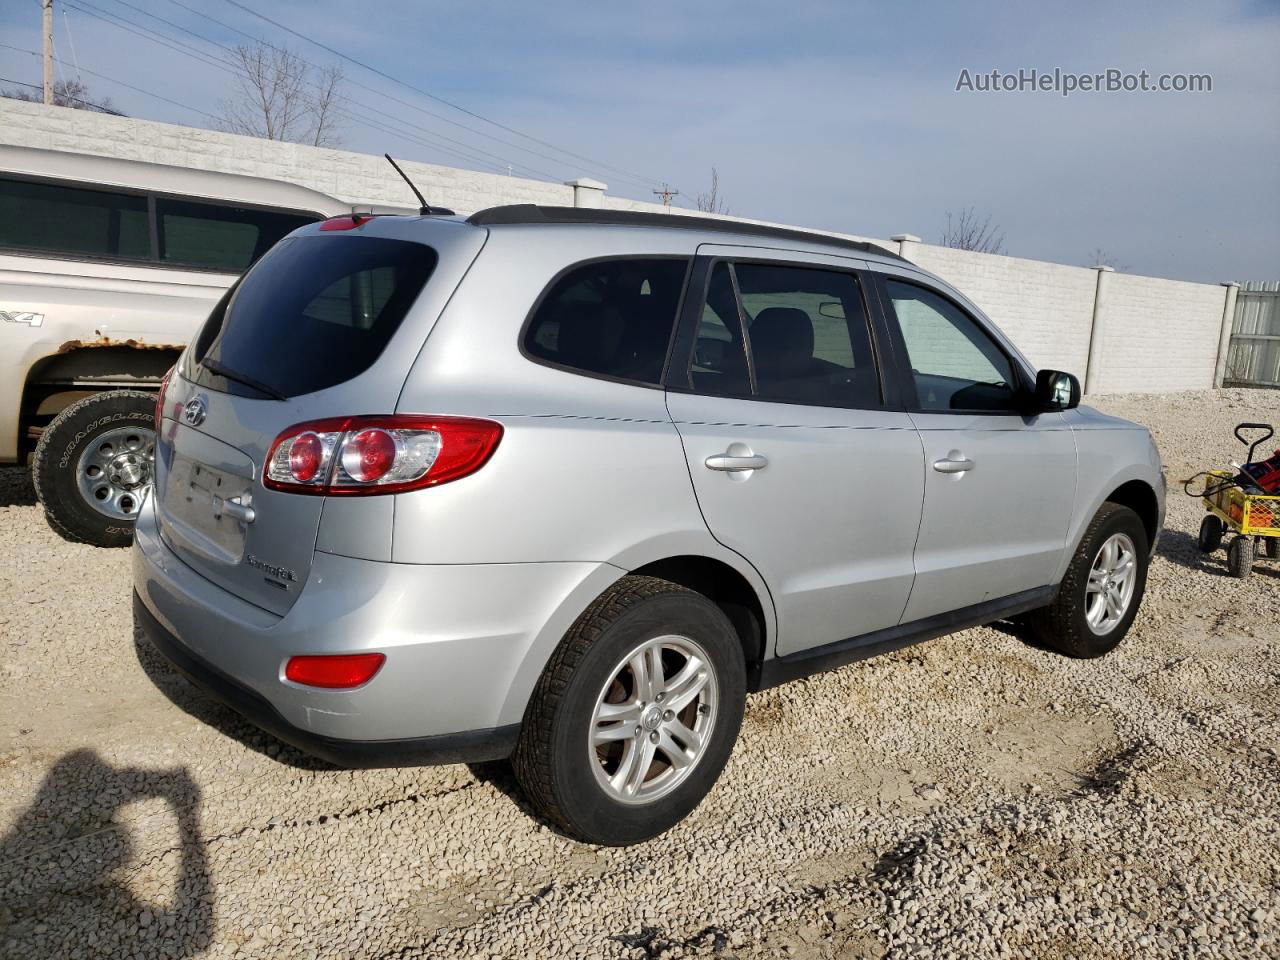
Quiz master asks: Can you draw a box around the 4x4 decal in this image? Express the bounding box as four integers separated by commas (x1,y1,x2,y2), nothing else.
1,310,44,327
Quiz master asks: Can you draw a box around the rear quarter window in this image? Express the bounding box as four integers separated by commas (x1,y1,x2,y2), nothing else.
193,235,437,399
523,258,690,385
156,198,315,272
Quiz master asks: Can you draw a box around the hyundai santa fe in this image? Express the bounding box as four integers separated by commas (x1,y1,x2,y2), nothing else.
133,205,1165,845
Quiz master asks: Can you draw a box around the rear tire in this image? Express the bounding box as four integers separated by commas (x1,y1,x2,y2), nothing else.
512,575,746,845
1197,515,1224,553
1227,537,1254,578
1025,503,1149,659
32,390,156,548
1264,538,1280,561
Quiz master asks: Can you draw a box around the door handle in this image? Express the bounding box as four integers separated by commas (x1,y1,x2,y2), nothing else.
705,453,768,472
932,457,975,474
214,495,256,524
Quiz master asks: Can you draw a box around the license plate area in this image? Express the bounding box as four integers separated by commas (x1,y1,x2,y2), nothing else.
160,454,255,563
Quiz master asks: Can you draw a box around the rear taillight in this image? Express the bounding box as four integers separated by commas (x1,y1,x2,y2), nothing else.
155,366,173,429
285,653,385,689
263,415,502,495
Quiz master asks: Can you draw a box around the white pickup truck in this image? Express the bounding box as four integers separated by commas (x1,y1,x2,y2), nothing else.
0,145,353,545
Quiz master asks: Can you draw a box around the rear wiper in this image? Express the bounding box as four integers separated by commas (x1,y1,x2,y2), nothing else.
199,358,287,401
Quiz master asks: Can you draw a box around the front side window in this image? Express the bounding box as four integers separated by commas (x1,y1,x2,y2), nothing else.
885,279,1019,412
157,198,314,272
524,259,689,385
0,176,149,260
736,263,880,408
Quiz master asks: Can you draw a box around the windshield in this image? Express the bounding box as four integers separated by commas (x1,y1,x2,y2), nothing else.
192,234,438,398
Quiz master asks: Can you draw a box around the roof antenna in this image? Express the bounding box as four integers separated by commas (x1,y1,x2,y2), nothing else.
384,153,433,215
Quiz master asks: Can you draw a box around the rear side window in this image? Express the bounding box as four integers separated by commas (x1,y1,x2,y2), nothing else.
193,235,436,398
0,176,149,260
688,263,880,408
156,198,314,272
524,258,689,385
689,263,751,396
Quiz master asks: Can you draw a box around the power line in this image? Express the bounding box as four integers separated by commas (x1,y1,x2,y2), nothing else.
0,74,114,112
74,0,567,181
0,42,220,119
66,1,237,76
213,0,666,190
156,0,660,192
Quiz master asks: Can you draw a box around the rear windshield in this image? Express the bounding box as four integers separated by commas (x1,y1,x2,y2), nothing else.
192,235,437,398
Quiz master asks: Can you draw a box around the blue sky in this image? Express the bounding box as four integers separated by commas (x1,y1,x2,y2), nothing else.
2,0,1277,282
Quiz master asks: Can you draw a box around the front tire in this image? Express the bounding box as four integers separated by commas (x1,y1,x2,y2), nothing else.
32,390,156,548
1026,503,1149,658
512,575,746,845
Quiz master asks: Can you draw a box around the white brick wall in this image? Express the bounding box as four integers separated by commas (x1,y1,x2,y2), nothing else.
905,244,1099,381
0,99,1235,395
1092,273,1227,393
0,98,573,212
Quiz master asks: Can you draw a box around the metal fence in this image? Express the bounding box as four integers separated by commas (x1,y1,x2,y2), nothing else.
1224,281,1280,388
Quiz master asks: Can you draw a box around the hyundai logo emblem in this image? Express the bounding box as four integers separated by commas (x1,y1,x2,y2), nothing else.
182,396,207,427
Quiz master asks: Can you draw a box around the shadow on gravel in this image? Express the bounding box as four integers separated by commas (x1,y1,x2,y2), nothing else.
983,616,1054,653
131,616,336,773
464,760,578,840
1158,527,1280,578
1156,528,1231,576
0,749,213,957
0,465,36,507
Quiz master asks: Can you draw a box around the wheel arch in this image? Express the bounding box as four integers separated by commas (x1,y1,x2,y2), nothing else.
498,543,778,724
20,344,180,456
1103,478,1160,550
628,554,770,683
1056,462,1163,585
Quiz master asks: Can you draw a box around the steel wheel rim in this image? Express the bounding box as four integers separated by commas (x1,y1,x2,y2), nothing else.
1085,532,1137,635
588,634,718,806
75,425,156,520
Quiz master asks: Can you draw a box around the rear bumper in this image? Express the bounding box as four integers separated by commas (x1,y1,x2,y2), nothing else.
132,492,620,761
133,591,518,767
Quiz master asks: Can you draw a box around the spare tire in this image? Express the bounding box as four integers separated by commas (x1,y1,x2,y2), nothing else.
32,390,156,548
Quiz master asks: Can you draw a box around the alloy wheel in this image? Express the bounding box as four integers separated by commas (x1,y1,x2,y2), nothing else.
588,634,718,805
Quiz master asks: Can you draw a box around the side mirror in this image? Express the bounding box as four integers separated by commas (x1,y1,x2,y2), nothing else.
1033,369,1080,411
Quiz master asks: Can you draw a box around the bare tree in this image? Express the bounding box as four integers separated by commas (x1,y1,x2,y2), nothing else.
695,166,730,214
941,207,1004,254
308,63,345,150
218,43,345,147
3,78,123,115
1085,247,1131,273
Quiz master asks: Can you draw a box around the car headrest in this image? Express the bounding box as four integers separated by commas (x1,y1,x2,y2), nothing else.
751,307,814,376
555,302,625,371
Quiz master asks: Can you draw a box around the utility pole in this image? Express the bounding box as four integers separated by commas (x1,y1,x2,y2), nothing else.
653,183,678,208
42,0,55,105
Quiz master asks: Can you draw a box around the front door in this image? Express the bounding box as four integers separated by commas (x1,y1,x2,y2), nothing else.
666,248,924,656
873,273,1077,622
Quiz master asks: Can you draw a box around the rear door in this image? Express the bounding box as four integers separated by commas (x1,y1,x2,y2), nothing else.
870,270,1077,622
665,246,924,656
154,220,485,615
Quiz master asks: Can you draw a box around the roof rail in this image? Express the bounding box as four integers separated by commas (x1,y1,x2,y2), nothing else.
465,205,903,262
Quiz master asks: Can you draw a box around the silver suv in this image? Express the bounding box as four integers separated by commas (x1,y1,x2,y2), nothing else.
133,206,1165,845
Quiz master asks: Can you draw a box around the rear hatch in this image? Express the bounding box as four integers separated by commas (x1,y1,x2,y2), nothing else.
154,218,485,615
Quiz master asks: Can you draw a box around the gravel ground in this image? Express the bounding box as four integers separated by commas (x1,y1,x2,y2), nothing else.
1,388,1277,960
